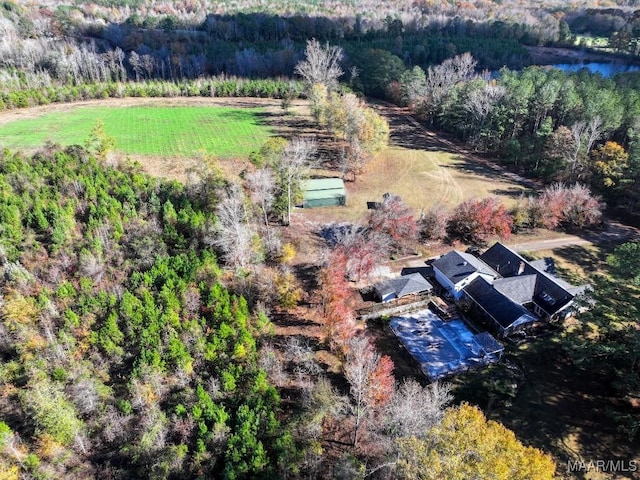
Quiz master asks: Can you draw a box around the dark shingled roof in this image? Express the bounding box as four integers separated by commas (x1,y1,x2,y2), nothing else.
480,242,529,277
492,275,537,305
480,243,575,316
463,277,537,330
432,251,497,284
375,273,432,300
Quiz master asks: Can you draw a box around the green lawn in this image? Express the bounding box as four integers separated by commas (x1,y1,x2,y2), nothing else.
0,105,271,158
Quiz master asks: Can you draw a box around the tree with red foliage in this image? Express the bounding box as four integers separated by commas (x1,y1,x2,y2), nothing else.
534,184,567,229
367,194,418,254
318,249,357,353
344,337,395,449
334,226,390,282
536,183,602,229
446,197,513,245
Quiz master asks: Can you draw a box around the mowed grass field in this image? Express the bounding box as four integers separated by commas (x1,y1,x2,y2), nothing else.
0,105,271,158
308,146,532,223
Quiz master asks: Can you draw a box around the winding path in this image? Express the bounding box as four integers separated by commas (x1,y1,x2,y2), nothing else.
371,101,640,251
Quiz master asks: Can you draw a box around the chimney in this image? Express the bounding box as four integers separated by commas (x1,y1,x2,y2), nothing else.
517,261,525,275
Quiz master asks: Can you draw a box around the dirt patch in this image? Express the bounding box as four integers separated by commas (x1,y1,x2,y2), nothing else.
129,154,254,183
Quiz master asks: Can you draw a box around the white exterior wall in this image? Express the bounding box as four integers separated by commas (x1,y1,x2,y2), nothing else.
434,267,456,298
434,268,496,300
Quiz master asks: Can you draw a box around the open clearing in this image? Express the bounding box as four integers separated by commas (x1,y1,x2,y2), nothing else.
0,97,532,216
310,145,530,223
0,104,271,159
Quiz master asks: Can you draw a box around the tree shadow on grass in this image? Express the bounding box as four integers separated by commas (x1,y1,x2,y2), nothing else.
546,244,611,279
366,319,427,385
490,187,529,199
453,339,640,478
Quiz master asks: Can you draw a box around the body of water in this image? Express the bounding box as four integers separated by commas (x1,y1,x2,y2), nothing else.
549,62,640,76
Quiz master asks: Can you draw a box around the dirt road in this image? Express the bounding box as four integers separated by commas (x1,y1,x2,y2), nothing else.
509,220,640,253
371,101,640,252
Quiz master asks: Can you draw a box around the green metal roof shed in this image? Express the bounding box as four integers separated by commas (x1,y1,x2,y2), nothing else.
302,178,346,208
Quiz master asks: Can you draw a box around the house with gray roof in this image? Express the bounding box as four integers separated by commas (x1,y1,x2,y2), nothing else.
463,277,538,336
433,243,589,337
477,243,581,321
374,272,433,303
432,251,498,300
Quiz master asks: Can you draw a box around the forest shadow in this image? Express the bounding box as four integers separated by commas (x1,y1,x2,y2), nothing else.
452,339,640,478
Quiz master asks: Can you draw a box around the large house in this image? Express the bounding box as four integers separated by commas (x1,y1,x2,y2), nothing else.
433,243,588,336
432,251,498,300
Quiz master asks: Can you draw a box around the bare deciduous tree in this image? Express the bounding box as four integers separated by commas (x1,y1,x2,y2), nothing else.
129,51,143,81
568,116,603,180
285,336,322,376
274,137,317,225
383,380,451,439
295,38,343,90
245,168,275,233
464,83,507,148
140,54,155,79
214,184,256,270
411,53,478,119
258,345,287,386
344,337,395,449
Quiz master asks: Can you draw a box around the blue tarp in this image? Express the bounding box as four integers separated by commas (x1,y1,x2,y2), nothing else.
389,309,502,381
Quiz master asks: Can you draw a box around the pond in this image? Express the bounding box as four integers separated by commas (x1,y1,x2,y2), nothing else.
548,62,640,76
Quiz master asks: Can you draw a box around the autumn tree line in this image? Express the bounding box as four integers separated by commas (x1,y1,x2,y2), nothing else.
3,0,640,104
0,0,588,83
0,137,559,478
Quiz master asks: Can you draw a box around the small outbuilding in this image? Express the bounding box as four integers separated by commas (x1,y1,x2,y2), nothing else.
374,273,432,303
302,178,346,208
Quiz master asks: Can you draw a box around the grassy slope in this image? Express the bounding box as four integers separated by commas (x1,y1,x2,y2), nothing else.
0,105,271,158
307,146,531,223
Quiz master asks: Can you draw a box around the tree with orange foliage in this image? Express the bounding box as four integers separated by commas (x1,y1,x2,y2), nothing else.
447,197,513,245
318,249,356,353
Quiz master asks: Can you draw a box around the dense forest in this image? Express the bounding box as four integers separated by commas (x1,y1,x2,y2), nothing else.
0,144,560,479
0,146,297,478
2,0,640,89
